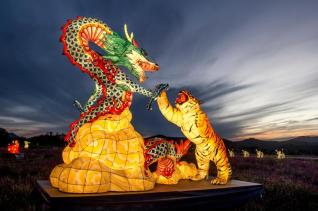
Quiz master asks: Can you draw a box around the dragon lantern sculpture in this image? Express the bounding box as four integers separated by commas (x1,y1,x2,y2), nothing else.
50,17,167,193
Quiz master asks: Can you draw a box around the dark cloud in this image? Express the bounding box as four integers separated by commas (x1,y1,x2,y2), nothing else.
306,117,318,122
220,102,292,121
187,82,253,103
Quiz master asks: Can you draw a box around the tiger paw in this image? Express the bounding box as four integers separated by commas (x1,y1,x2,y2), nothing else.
211,177,228,185
190,173,207,181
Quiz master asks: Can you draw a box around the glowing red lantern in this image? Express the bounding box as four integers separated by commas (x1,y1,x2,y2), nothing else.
8,140,20,154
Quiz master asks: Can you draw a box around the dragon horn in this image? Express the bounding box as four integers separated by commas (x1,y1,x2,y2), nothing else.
124,24,134,43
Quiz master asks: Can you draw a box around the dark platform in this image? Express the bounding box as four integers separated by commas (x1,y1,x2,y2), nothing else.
36,179,263,210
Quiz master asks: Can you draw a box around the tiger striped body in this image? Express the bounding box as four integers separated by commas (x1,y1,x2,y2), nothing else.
157,91,232,184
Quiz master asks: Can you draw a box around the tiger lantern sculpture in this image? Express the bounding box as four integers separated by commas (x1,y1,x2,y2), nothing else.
157,90,232,185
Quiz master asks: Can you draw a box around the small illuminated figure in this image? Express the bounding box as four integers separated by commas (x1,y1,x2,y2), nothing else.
255,149,264,158
24,141,30,149
242,150,250,158
157,90,232,184
8,140,20,154
275,149,285,159
228,149,235,157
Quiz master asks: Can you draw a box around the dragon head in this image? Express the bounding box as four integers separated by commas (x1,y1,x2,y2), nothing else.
102,24,159,83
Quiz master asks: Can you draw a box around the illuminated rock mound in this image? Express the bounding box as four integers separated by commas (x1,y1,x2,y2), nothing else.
50,109,155,193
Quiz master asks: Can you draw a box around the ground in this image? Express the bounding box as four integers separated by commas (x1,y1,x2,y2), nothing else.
0,147,317,210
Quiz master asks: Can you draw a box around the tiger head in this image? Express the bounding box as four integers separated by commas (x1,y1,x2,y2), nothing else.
175,90,201,113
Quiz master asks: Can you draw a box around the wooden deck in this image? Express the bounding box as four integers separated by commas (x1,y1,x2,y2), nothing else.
36,179,263,210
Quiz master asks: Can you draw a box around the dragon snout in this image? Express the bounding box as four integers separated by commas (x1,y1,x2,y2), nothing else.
138,60,160,72
153,63,160,70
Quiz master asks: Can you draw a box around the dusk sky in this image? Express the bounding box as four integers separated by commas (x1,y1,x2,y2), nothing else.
1,0,318,141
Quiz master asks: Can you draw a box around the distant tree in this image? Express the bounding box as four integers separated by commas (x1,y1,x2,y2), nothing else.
28,133,66,147
0,128,25,147
0,128,9,147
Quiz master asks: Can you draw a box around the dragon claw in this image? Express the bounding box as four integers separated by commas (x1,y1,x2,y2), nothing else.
156,83,169,92
73,100,84,113
146,83,169,111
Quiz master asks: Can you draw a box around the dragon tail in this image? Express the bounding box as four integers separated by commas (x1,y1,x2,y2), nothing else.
60,17,113,147
175,139,191,157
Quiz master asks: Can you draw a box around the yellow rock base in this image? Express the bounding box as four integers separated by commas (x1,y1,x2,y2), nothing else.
50,109,155,193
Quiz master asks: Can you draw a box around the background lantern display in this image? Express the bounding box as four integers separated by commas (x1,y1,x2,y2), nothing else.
24,141,30,149
8,140,20,154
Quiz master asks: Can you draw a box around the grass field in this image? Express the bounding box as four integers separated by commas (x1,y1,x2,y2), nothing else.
0,148,317,210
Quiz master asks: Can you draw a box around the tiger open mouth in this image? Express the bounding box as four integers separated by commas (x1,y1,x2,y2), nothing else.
175,91,189,105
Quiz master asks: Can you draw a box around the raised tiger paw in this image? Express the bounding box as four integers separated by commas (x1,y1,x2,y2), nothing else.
211,177,228,185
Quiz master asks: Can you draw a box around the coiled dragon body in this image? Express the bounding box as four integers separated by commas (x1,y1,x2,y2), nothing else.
144,137,191,171
61,17,167,146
